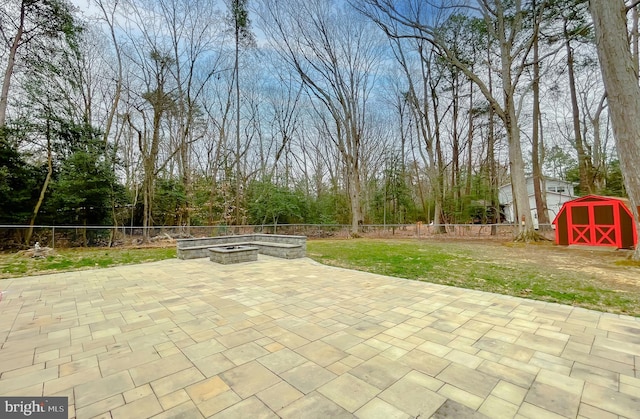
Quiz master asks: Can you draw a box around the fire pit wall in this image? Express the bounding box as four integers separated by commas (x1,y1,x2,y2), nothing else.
176,234,306,260
208,246,259,264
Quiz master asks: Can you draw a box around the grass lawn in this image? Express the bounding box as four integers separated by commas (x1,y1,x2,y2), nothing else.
0,247,176,279
1,238,638,316
307,239,640,316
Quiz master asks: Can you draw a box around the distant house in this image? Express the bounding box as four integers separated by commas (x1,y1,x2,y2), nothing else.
498,177,577,226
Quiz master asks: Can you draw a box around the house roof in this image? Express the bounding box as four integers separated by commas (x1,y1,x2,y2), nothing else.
499,190,576,206
498,176,578,190
569,195,632,209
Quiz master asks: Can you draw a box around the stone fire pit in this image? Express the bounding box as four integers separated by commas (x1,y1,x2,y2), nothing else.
208,245,259,264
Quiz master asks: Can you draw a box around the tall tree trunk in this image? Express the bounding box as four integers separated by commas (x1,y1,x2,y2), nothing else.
466,81,474,197
235,30,242,226
96,0,123,244
499,45,533,237
348,158,363,234
488,99,498,233
487,38,498,234
633,6,639,76
566,23,594,194
586,93,607,191
97,0,122,145
532,29,549,227
26,118,53,245
143,179,150,240
0,1,25,127
431,84,446,232
451,74,460,204
130,113,154,242
143,115,161,242
505,101,532,235
589,0,640,259
396,40,443,229
343,114,364,234
181,131,192,230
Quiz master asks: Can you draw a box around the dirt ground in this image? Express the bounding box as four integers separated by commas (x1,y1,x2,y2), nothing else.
420,236,640,292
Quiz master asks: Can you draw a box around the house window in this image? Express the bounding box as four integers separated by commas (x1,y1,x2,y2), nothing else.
547,186,566,193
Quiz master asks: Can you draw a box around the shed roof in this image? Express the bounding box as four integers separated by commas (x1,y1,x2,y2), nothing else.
559,194,631,208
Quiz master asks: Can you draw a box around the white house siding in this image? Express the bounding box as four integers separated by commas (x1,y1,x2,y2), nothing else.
499,177,576,225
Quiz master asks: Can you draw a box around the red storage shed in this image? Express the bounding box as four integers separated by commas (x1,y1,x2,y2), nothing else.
553,195,637,249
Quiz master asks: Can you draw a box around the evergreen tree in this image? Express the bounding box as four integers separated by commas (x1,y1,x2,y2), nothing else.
0,129,42,223
48,124,120,227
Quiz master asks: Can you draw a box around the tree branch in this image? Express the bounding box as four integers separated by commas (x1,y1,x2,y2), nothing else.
627,0,640,12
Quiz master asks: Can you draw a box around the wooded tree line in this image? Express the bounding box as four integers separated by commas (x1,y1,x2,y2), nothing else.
0,0,635,243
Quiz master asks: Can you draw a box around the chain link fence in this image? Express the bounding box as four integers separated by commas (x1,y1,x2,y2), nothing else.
0,223,555,250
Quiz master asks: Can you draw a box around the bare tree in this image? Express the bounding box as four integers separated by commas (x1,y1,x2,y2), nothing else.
227,0,254,225
266,71,304,182
580,89,608,191
0,0,76,127
94,0,124,145
140,50,175,238
257,0,383,234
199,53,235,224
356,0,546,240
158,0,223,229
389,35,447,228
561,3,596,194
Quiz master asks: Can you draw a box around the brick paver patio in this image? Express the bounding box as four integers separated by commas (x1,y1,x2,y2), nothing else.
1,256,639,418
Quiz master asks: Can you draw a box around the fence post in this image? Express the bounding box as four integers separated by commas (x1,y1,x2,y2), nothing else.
52,226,55,249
